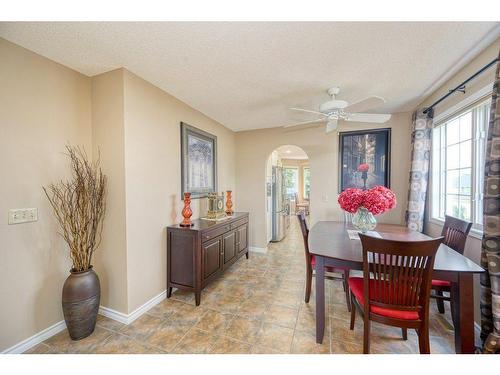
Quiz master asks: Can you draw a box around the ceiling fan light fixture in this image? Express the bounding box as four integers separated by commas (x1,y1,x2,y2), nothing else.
319,99,349,113
326,120,338,133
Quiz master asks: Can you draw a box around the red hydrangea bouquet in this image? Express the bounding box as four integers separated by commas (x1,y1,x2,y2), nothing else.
338,186,397,232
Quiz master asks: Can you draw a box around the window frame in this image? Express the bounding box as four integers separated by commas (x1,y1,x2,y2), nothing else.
428,84,492,240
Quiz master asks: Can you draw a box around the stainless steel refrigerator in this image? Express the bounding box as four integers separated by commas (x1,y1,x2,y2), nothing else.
271,166,288,242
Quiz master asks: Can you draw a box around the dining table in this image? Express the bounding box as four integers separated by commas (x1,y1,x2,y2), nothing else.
308,221,485,354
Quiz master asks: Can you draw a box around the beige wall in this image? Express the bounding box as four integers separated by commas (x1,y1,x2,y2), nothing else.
122,70,236,312
235,113,412,249
420,39,500,324
91,69,129,313
0,38,92,351
0,40,236,350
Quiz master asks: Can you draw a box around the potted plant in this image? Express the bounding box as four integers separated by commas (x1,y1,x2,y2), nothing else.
338,185,396,232
43,145,106,340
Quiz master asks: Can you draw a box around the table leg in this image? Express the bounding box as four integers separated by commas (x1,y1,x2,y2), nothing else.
451,273,475,354
315,255,326,344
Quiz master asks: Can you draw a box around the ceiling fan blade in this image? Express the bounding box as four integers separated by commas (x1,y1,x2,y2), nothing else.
345,113,392,123
344,96,385,113
283,118,327,128
290,107,326,116
325,119,338,133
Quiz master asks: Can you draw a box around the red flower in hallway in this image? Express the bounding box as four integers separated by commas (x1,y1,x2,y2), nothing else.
357,163,369,173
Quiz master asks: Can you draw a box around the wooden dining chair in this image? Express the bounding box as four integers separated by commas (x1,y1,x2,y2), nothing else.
349,234,443,354
297,212,351,311
431,215,472,316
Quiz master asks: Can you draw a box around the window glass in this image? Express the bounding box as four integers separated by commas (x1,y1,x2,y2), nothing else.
283,167,299,197
430,98,490,230
303,167,311,199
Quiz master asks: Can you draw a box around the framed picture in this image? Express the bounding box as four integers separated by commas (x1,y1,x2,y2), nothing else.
339,128,391,192
181,122,217,199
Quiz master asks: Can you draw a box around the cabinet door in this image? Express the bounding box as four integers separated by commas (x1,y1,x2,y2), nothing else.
202,237,222,280
236,224,248,253
223,230,236,264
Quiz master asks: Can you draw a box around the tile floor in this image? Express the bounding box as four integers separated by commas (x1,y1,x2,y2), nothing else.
26,218,458,354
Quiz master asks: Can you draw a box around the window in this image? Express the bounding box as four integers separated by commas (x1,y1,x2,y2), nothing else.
303,167,311,199
430,99,489,231
283,167,299,197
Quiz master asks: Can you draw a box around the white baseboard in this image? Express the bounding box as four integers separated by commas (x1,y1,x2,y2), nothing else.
98,305,129,324
99,289,166,325
2,290,167,354
2,320,66,354
126,290,166,324
249,246,268,254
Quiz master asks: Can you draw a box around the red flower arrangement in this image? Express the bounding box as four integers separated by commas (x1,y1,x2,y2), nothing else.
337,188,365,213
338,186,397,215
357,163,369,173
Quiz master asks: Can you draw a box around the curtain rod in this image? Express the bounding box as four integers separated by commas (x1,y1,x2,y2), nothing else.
423,57,499,115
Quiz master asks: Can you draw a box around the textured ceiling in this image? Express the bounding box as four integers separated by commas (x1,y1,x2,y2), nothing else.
1,22,498,131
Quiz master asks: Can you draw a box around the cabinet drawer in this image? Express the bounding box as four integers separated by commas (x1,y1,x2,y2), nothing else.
202,224,231,242
230,217,248,230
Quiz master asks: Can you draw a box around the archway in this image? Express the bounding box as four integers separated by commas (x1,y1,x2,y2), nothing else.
265,145,310,243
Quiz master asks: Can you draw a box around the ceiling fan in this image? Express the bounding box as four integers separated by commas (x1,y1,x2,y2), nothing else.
284,87,391,133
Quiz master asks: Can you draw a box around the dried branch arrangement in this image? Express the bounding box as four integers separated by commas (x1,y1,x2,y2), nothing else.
43,145,106,272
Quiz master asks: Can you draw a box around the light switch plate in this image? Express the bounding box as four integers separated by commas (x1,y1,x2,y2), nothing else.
8,208,38,224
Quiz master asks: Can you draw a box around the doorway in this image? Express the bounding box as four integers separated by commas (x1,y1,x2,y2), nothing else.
265,145,310,243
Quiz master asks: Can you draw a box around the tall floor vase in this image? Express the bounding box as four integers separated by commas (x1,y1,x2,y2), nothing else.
62,267,100,340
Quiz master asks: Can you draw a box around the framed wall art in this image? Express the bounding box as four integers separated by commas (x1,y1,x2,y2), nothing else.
180,122,217,199
339,128,391,192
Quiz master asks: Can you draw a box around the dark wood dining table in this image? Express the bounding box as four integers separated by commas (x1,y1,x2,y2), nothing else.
308,221,484,354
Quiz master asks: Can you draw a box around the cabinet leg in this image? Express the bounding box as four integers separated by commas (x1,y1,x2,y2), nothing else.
195,291,201,306
167,287,172,298
245,251,249,259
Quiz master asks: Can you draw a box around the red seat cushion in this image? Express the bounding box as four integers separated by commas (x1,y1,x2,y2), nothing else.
311,255,346,272
348,277,420,320
432,279,451,287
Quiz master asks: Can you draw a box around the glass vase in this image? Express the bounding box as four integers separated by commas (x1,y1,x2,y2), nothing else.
352,207,377,233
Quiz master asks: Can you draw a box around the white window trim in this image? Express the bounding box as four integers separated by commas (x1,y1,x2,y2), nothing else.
432,83,493,124
428,83,493,240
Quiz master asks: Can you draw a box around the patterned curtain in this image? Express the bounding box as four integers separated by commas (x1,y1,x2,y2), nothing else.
480,51,500,354
405,109,433,232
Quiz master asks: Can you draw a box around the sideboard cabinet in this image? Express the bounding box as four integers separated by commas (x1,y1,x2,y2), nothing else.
166,212,249,305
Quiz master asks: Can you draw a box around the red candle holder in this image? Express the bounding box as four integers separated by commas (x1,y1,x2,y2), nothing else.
180,192,193,227
225,190,233,215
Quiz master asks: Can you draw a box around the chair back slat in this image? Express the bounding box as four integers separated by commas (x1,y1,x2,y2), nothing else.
440,215,472,255
359,234,443,315
297,212,310,257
